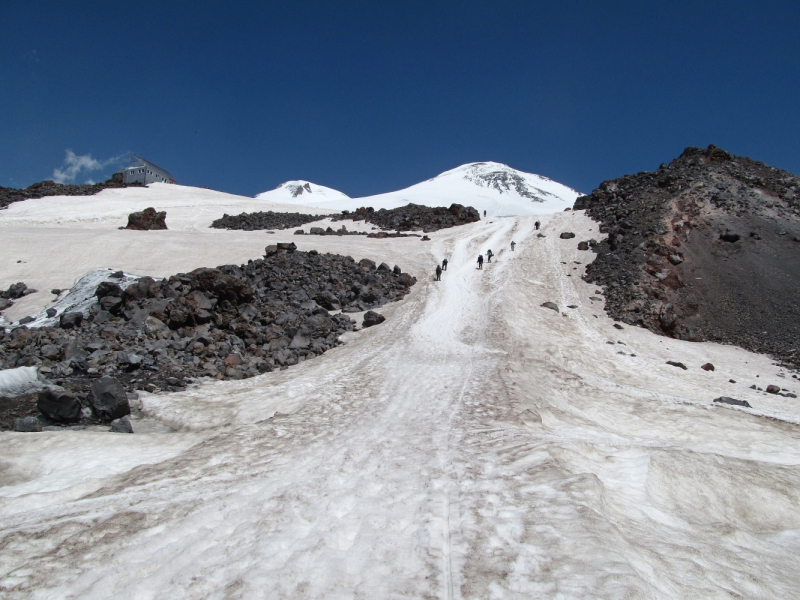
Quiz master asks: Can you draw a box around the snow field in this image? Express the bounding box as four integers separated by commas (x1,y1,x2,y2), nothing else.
0,185,799,597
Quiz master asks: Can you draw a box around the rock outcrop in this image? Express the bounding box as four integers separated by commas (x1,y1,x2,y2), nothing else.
123,207,168,230
575,144,800,369
336,203,480,232
0,249,417,428
211,211,328,231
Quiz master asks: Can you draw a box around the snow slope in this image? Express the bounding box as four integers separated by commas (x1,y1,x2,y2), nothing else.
0,183,339,230
258,162,583,216
255,180,350,205
2,191,800,598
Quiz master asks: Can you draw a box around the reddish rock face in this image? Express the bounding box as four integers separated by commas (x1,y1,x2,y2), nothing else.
577,144,800,369
124,207,168,230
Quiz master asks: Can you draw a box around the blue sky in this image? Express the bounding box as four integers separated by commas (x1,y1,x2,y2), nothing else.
2,1,799,197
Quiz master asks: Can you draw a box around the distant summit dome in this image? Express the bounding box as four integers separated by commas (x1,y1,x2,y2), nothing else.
435,162,579,203
258,163,581,216
256,180,349,204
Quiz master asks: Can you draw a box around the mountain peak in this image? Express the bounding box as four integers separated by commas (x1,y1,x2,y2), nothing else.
255,180,349,203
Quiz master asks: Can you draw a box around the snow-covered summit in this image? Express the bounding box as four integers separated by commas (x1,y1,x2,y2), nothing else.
432,161,576,202
259,163,582,217
256,180,350,204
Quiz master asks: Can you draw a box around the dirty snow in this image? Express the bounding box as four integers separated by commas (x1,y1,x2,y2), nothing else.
1,185,799,598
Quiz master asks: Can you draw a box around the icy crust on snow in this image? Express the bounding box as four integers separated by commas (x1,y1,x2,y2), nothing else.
0,366,44,397
5,268,143,330
255,180,350,203
1,202,800,597
261,161,583,217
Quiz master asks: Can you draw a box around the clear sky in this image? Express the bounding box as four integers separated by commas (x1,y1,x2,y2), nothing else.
2,1,799,197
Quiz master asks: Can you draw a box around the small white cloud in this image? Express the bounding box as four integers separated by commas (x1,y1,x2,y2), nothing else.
53,150,125,184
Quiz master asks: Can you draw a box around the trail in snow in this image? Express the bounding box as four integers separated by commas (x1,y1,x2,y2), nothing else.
1,209,800,598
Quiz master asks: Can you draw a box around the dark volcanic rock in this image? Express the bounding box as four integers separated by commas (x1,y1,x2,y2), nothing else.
109,417,134,433
337,203,480,232
59,312,84,329
714,396,752,408
666,361,688,370
0,178,141,211
14,416,42,432
559,232,576,239
701,363,715,371
2,282,36,300
37,387,81,423
211,211,328,231
541,302,559,312
124,207,167,230
90,377,130,420
362,311,386,328
575,144,800,369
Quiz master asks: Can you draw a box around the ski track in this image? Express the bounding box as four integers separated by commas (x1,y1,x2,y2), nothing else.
2,211,800,598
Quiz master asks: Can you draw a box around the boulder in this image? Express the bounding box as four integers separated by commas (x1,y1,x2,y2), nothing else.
359,258,377,270
143,316,169,335
40,344,62,360
276,242,297,253
666,361,688,370
124,207,168,230
766,384,781,394
90,377,131,420
701,363,715,371
577,241,590,251
541,302,559,312
109,417,134,433
37,387,82,423
95,281,123,298
362,311,386,328
14,416,42,432
59,311,83,329
560,232,576,239
713,397,751,408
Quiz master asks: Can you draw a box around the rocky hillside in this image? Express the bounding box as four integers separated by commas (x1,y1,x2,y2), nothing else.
0,177,140,210
336,203,480,232
210,210,328,231
575,145,800,369
0,245,416,428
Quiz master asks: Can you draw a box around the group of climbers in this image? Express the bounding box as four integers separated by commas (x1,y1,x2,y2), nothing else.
437,216,541,278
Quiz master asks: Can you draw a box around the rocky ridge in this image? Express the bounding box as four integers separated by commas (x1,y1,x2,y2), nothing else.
0,244,416,428
336,203,480,232
211,211,328,231
575,145,800,369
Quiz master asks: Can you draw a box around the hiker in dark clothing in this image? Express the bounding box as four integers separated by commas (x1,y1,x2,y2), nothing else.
442,258,448,271
486,249,493,263
435,265,442,281
510,241,516,251
477,254,484,269
534,220,540,230
483,210,487,217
